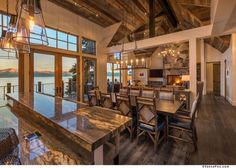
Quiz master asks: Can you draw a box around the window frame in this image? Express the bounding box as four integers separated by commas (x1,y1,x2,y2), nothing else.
0,13,10,36
45,26,78,52
82,37,96,55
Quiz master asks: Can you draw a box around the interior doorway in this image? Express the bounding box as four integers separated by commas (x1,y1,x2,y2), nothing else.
206,62,221,96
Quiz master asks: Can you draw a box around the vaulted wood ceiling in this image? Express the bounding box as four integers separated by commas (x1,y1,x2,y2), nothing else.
49,0,230,53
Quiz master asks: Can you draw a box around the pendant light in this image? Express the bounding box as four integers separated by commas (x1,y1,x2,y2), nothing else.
9,15,30,53
0,30,18,59
0,0,17,54
13,0,48,46
0,30,17,53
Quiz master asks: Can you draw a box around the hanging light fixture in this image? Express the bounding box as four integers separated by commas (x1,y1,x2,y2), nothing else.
0,30,18,59
0,30,17,53
0,0,17,54
9,15,30,53
13,0,48,46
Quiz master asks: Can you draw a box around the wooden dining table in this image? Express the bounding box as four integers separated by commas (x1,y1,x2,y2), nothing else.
6,92,132,165
155,99,184,139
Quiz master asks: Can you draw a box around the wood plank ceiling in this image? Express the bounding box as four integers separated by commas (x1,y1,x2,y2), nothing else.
49,0,230,53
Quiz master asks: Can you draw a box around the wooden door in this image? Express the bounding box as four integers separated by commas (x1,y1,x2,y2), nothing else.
213,63,221,96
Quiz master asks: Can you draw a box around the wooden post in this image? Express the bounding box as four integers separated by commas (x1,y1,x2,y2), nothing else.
38,82,42,93
149,0,155,38
7,83,11,93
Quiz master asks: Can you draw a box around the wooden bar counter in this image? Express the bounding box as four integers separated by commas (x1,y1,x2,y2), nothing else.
6,92,132,165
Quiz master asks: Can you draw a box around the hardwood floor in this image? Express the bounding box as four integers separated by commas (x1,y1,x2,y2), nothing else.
0,95,236,164
118,95,236,165
189,95,236,164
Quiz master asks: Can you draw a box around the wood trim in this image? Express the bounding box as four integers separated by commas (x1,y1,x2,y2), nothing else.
31,47,80,57
18,53,24,93
81,56,97,102
55,55,62,97
77,57,81,101
29,53,34,93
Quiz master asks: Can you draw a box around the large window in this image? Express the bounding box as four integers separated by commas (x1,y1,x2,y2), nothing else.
46,27,78,52
34,53,55,96
0,13,10,36
0,14,19,106
82,38,96,55
114,64,121,82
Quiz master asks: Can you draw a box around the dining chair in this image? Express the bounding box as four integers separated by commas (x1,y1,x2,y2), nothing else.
116,94,134,140
88,90,96,106
119,88,129,96
88,89,101,106
141,88,156,98
129,88,141,107
136,96,166,151
197,81,204,108
100,93,113,109
158,90,175,101
116,94,131,116
168,93,200,151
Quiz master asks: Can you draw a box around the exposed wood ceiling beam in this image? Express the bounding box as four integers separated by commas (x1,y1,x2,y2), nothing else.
75,0,120,22
131,0,148,13
115,0,147,24
169,0,230,53
149,0,156,38
157,0,178,28
49,0,113,27
176,0,211,7
205,35,231,53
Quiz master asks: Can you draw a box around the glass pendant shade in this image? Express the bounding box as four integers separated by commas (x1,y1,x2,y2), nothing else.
9,15,30,53
13,0,48,46
0,30,17,53
0,31,18,59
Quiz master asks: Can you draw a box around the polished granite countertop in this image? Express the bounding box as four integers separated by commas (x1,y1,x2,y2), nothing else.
6,92,132,153
18,119,84,165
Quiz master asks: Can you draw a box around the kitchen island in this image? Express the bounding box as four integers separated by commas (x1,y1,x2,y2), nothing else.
6,92,132,165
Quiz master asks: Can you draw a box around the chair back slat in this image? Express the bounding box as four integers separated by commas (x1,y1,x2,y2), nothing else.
159,90,174,101
88,90,97,106
111,92,117,103
119,88,128,96
129,89,141,106
141,89,155,98
101,93,113,108
116,95,131,116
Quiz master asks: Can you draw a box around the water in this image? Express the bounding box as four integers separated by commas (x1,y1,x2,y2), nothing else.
0,77,72,86
0,76,72,105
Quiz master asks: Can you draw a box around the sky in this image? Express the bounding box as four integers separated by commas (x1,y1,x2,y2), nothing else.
34,53,76,72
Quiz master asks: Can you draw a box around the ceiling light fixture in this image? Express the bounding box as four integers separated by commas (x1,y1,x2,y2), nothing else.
0,0,17,54
13,0,48,46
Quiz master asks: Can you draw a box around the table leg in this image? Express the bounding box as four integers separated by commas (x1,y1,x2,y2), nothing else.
94,145,104,165
114,155,119,165
114,133,120,165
